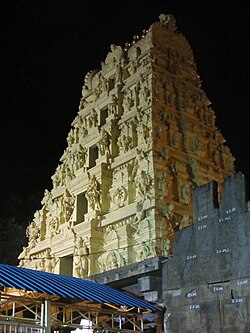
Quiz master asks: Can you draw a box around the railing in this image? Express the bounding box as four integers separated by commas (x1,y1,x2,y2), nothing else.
0,315,45,333
0,294,153,333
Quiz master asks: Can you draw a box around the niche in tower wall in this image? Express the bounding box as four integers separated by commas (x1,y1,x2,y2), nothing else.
60,255,73,276
76,192,88,224
100,106,109,127
89,145,98,168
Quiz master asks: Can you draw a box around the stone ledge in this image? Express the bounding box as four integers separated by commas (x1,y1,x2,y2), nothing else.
90,256,167,285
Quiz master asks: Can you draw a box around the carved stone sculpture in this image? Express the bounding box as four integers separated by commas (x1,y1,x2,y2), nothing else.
98,129,111,156
73,237,89,277
86,175,101,211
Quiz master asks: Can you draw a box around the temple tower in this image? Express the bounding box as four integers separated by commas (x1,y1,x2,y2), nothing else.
19,15,234,277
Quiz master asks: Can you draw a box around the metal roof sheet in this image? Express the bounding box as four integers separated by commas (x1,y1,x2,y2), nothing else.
0,264,161,311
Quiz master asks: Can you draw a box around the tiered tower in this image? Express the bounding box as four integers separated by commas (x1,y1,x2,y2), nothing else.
19,15,234,277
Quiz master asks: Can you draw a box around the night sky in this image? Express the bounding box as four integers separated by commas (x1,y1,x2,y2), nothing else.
1,0,250,213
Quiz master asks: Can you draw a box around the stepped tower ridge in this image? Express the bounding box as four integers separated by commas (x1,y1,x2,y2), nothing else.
19,14,235,277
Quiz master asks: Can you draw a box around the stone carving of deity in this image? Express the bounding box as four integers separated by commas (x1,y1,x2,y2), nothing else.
49,216,60,237
127,201,146,236
105,44,123,66
128,61,137,75
138,241,152,260
161,202,174,220
112,186,127,208
156,171,167,196
117,133,133,153
18,246,30,267
44,249,58,273
79,97,87,111
62,189,75,225
122,90,134,112
76,117,88,139
137,170,153,201
73,237,89,278
88,109,98,128
46,190,73,235
66,129,75,146
86,174,102,211
109,94,118,117
99,74,108,93
51,165,62,189
115,60,123,83
134,109,151,145
98,129,111,156
129,149,147,181
105,250,125,270
26,221,40,248
161,239,170,257
75,145,88,171
41,189,52,206
117,122,133,153
65,166,73,182
139,81,151,106
35,258,46,272
106,252,119,270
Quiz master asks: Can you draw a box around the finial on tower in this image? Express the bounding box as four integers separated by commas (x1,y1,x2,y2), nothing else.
159,14,177,31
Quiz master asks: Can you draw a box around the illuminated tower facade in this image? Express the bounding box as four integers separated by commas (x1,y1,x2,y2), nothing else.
19,15,234,277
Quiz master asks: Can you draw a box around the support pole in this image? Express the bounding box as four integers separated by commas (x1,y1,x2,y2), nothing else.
44,300,51,333
41,303,44,328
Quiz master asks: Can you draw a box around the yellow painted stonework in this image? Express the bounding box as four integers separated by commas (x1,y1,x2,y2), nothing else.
19,15,234,277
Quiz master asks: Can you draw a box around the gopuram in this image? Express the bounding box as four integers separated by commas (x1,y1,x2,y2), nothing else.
19,14,235,278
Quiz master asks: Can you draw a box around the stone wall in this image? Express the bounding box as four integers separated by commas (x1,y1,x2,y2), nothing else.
162,173,250,332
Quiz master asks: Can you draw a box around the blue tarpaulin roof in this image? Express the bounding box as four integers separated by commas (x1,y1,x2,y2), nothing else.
0,264,160,311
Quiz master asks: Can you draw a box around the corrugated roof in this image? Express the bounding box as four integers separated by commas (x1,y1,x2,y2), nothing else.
0,264,161,311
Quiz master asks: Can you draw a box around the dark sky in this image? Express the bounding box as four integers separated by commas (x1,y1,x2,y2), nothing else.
1,0,250,210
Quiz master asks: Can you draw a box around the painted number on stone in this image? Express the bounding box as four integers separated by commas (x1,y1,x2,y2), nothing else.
173,290,181,297
197,224,207,230
197,215,208,222
187,290,197,298
226,207,236,214
213,286,223,292
237,279,248,286
189,304,200,310
187,254,197,260
232,298,243,304
218,216,231,223
216,248,230,254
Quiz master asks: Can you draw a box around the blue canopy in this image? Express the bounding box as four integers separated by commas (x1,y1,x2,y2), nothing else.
0,264,161,311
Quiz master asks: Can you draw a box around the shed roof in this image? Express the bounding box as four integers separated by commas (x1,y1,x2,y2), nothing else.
0,264,160,312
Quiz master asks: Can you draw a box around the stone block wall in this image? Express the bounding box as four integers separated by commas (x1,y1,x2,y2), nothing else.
162,173,250,332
